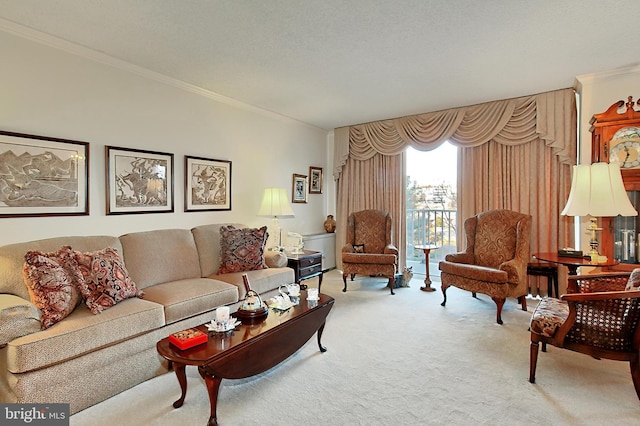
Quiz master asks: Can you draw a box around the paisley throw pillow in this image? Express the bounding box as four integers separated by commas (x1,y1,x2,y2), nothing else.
218,225,268,274
22,246,83,329
74,247,143,314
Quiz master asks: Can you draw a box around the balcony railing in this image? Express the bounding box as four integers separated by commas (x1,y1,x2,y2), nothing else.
406,208,457,278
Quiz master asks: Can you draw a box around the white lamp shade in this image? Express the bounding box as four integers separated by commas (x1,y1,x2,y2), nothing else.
257,188,295,217
561,162,637,217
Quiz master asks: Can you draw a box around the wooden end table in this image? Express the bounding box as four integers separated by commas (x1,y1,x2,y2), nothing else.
157,291,334,426
286,250,323,291
532,252,619,275
414,244,439,292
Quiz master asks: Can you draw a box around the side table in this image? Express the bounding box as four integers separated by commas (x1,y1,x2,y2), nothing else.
414,244,439,292
287,250,323,291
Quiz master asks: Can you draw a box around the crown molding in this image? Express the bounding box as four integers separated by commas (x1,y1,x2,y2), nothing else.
576,63,640,84
0,18,325,131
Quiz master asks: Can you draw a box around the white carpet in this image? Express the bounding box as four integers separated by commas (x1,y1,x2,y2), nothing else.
71,270,639,425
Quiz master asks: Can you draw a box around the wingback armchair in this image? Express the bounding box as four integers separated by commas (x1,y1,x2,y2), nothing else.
341,209,398,295
529,273,640,399
438,209,532,324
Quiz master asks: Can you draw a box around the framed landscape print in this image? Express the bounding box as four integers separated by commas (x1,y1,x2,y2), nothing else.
292,173,307,203
0,130,89,218
309,166,323,194
184,155,232,211
106,146,174,215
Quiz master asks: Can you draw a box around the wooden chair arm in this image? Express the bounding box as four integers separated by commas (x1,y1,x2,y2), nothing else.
562,289,640,302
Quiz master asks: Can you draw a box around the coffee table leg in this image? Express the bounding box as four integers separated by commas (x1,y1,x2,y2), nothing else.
317,323,327,353
199,367,223,426
172,362,187,408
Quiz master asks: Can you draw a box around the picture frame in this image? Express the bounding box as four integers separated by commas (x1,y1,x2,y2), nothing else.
184,155,232,211
106,146,174,215
0,130,89,218
292,173,308,203
309,166,323,194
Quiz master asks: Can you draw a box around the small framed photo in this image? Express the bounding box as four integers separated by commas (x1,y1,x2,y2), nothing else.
0,130,89,218
184,155,231,212
292,174,307,203
309,166,323,194
106,146,174,215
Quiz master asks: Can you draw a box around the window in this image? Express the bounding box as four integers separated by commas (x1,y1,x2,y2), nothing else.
405,142,457,278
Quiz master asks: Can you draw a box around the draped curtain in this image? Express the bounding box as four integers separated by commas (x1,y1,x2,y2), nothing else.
334,88,577,295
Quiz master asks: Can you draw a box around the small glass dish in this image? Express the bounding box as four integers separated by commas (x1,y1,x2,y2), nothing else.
207,318,241,333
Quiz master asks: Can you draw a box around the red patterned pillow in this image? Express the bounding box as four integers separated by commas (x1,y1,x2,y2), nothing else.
22,246,83,329
73,247,143,314
218,225,269,274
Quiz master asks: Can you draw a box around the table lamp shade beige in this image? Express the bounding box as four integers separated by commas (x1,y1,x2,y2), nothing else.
257,188,294,250
561,162,637,258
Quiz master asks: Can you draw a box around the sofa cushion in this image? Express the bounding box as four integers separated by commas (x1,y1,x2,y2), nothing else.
6,298,164,373
74,247,144,314
218,225,268,274
22,246,84,328
119,229,202,289
209,268,295,299
0,236,122,300
0,294,41,345
141,278,238,324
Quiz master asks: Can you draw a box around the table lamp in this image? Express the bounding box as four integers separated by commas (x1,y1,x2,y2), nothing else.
561,162,637,260
257,188,295,251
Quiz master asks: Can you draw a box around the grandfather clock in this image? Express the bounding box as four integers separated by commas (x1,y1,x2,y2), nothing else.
591,96,640,267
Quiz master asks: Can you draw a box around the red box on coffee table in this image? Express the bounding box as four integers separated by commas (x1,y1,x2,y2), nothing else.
169,328,207,350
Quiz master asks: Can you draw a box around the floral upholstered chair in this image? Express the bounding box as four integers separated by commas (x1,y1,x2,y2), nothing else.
438,209,532,324
341,209,398,295
529,272,640,399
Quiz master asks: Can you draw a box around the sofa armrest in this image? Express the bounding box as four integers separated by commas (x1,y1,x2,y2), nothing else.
0,294,41,346
264,251,287,268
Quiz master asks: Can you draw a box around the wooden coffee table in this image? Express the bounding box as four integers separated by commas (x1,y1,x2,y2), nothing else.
156,291,334,426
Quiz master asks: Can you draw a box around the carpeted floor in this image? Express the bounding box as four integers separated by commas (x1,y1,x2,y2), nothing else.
70,270,639,425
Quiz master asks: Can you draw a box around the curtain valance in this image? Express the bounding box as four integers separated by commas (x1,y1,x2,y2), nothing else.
333,88,575,179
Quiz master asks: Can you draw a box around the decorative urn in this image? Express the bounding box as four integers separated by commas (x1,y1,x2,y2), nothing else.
324,215,336,233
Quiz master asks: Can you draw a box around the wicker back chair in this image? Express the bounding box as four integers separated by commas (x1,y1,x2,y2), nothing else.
529,273,640,399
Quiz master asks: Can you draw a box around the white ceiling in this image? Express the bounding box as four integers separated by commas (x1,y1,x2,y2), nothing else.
0,1,638,130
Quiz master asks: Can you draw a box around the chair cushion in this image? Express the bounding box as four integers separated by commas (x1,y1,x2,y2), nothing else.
439,261,508,283
342,252,396,265
530,297,569,338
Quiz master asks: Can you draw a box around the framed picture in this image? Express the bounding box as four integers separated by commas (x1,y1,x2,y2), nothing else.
0,130,89,218
106,146,174,215
292,173,307,203
309,166,323,194
184,155,232,211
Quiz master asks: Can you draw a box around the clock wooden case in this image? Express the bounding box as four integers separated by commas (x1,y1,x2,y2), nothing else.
591,96,640,268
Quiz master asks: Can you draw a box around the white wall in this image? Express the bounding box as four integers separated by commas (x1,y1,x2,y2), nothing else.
0,31,332,246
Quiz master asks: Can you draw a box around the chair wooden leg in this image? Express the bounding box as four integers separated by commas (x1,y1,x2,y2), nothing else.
440,284,448,307
388,277,395,295
492,297,505,325
529,339,539,383
342,274,348,292
472,292,477,298
630,354,640,400
518,295,527,311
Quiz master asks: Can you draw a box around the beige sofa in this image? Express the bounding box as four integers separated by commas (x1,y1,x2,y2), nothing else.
0,223,294,414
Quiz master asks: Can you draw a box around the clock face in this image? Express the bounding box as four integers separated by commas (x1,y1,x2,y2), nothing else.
609,127,640,168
